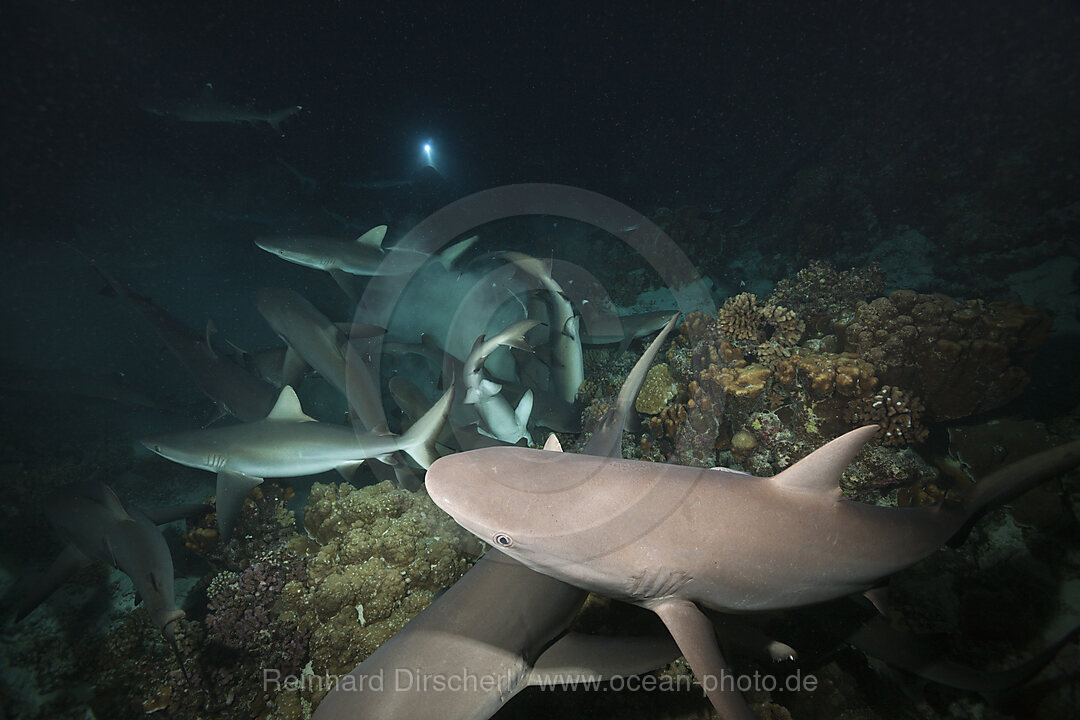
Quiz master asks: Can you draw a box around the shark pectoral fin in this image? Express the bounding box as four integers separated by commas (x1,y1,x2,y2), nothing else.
560,315,580,340
336,461,368,481
204,319,219,360
863,584,890,616
280,348,310,390
216,471,264,543
266,386,317,422
203,404,230,428
770,424,879,495
328,269,360,302
616,335,635,354
392,464,423,491
480,379,503,397
543,433,563,452
14,545,92,622
651,599,756,720
514,390,534,431
99,485,134,522
527,632,680,686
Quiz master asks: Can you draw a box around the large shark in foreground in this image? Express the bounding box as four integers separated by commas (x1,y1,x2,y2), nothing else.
143,385,452,542
427,426,1080,718
311,315,682,720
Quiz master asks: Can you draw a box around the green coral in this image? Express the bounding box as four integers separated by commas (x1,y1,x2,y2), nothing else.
634,362,677,414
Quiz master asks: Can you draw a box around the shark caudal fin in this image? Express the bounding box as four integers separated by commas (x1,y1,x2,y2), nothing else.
948,437,1080,546
398,385,454,469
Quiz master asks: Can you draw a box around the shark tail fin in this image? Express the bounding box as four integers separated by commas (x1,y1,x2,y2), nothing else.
949,437,1080,546
266,106,302,136
398,385,454,469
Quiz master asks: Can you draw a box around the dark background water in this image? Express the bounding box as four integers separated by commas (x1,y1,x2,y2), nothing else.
5,1,1076,230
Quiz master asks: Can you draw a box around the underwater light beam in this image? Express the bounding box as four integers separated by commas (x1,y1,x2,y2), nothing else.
423,141,435,168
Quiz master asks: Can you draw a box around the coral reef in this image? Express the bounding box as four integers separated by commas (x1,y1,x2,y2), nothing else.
204,547,310,674
634,362,678,415
769,259,886,333
844,291,1050,420
182,481,298,570
844,385,929,447
281,480,482,707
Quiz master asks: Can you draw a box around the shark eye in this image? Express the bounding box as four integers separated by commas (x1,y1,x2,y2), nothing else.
493,532,514,548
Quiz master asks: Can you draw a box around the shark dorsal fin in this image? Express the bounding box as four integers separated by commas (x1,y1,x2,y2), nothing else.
356,225,388,250
266,386,316,422
543,433,563,452
770,425,879,494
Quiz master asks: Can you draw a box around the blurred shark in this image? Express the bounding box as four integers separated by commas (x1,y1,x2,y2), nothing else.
142,385,453,542
88,257,279,422
500,252,583,404
427,420,1080,719
462,319,542,444
255,227,476,300
14,482,205,642
142,83,301,135
255,287,386,431
311,315,680,720
580,309,678,353
0,363,186,414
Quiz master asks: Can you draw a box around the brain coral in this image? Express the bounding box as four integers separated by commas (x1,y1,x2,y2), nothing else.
282,480,482,703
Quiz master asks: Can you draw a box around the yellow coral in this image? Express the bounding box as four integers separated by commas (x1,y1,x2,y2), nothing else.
284,481,481,693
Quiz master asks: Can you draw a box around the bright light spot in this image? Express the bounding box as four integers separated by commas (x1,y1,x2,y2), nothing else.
423,141,434,166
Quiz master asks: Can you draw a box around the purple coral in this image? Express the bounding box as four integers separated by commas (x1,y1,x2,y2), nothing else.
205,547,310,675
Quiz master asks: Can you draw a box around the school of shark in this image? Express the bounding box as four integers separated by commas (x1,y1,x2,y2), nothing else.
5,194,1080,720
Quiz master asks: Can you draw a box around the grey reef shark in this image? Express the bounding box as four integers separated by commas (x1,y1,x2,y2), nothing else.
461,318,543,444
143,385,453,542
141,83,301,135
255,226,475,300
311,314,683,720
86,254,280,423
255,286,387,431
13,481,205,650
427,411,1080,718
499,251,584,406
